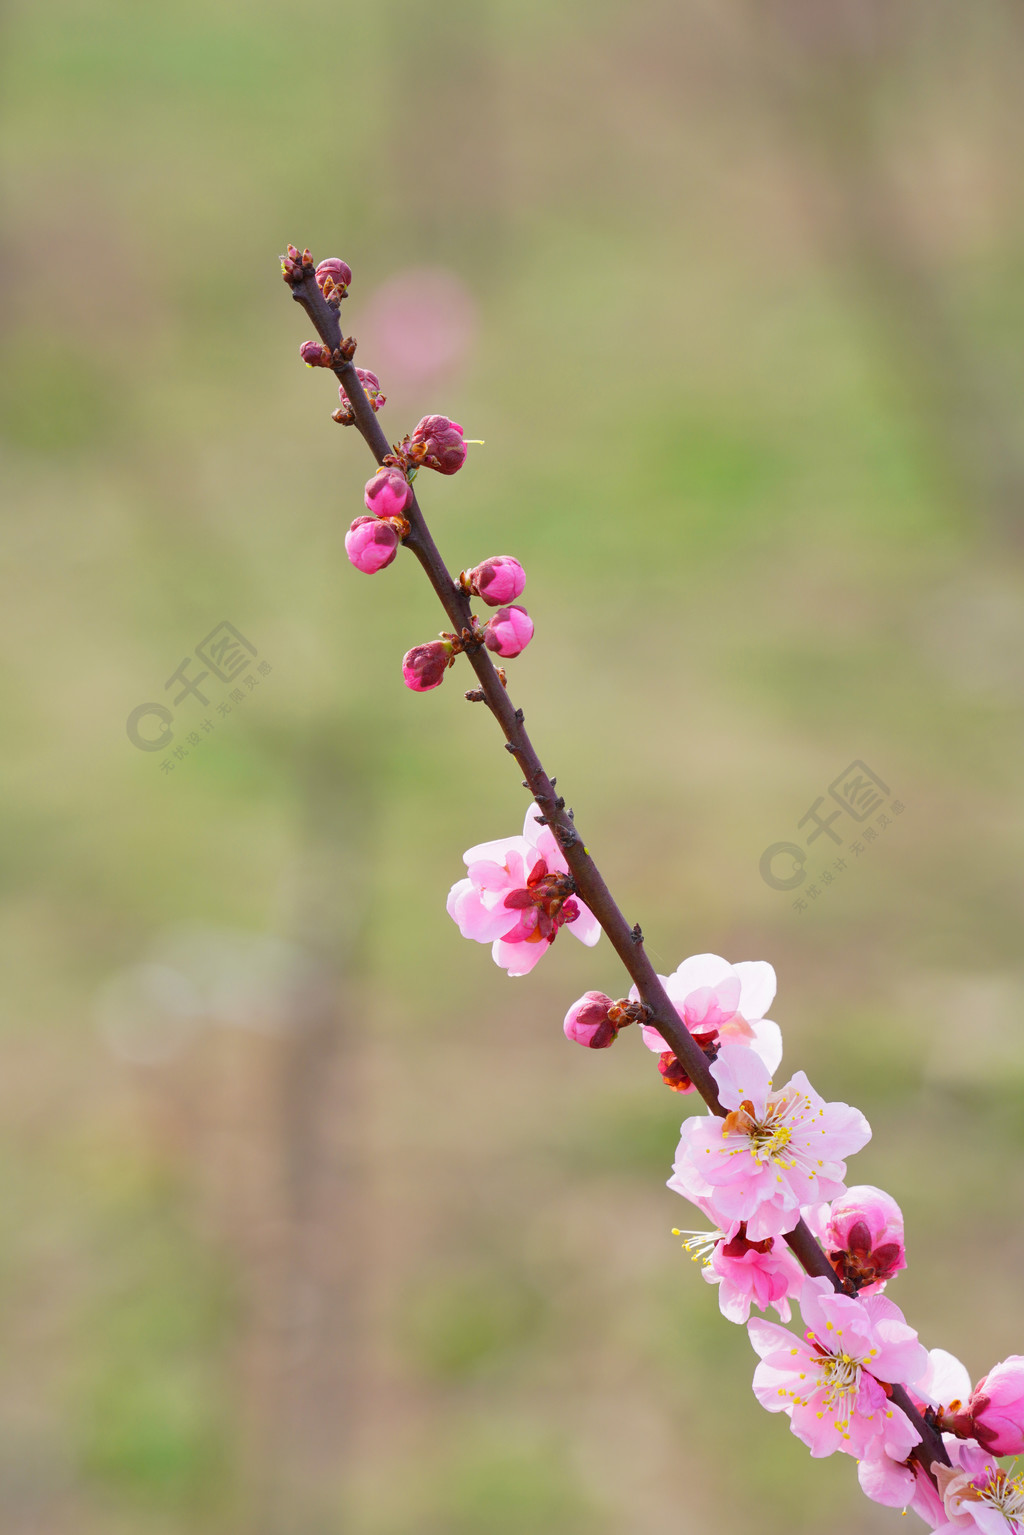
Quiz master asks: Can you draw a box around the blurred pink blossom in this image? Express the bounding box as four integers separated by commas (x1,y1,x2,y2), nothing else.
360,268,477,389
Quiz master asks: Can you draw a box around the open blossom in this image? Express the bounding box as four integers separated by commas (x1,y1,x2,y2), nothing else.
669,1042,871,1240
857,1433,957,1528
702,1223,805,1324
446,802,600,975
826,1184,907,1292
633,953,783,1093
936,1442,1024,1532
750,1276,928,1460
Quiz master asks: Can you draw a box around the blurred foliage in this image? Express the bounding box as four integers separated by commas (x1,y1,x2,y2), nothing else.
3,0,1024,1530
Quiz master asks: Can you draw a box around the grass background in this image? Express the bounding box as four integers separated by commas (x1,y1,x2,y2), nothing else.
3,1,1024,1530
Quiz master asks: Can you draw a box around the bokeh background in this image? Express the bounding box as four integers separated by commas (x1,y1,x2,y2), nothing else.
4,1,1024,1531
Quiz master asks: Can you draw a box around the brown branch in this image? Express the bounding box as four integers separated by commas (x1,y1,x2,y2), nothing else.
284,258,949,1478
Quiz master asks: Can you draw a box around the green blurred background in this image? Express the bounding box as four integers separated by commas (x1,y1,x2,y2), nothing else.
4,1,1024,1530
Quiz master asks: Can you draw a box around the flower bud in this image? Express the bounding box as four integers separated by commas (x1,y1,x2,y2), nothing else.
364,467,413,520
315,257,352,303
563,992,618,1048
464,556,526,607
402,640,454,692
300,339,333,368
483,606,533,659
344,516,400,575
826,1185,906,1291
336,369,385,421
281,245,313,284
410,414,468,475
965,1358,1024,1455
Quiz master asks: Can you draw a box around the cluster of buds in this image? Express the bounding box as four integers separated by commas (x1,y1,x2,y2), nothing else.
345,468,413,575
334,369,386,425
402,603,533,691
315,257,351,306
280,244,314,285
391,416,470,476
563,992,649,1049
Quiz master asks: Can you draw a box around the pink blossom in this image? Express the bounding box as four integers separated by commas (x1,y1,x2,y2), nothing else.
634,953,783,1094
446,802,600,976
410,414,468,474
702,1224,805,1324
402,640,453,692
563,992,617,1049
345,515,400,574
364,467,413,520
964,1358,1024,1457
464,557,526,607
936,1442,1024,1532
825,1184,907,1292
857,1436,956,1528
483,605,534,659
749,1276,928,1460
668,1042,871,1240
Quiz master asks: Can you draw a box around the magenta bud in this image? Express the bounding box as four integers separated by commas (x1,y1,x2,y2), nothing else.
410,414,468,475
315,257,352,295
826,1185,907,1291
563,992,618,1048
966,1358,1024,1455
338,368,385,417
465,556,526,607
483,605,533,659
364,467,413,520
402,640,453,692
300,339,332,368
344,516,400,574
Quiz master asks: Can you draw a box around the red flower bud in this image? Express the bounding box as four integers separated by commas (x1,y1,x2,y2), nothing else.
344,516,401,575
409,414,468,475
335,369,385,424
364,467,412,520
563,992,618,1048
402,640,454,692
483,605,533,658
300,339,333,368
463,556,526,607
315,257,352,304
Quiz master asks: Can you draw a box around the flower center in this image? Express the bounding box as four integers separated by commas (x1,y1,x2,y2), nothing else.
501,861,579,942
979,1468,1024,1528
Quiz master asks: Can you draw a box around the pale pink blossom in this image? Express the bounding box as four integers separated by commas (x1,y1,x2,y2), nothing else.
749,1275,927,1460
483,605,533,658
446,802,600,976
345,515,400,574
702,1224,805,1324
857,1435,958,1528
669,1042,871,1240
633,953,782,1093
826,1184,907,1292
936,1442,1024,1532
914,1348,974,1417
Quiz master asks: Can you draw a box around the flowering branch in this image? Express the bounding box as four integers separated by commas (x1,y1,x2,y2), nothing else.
277,246,1024,1518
